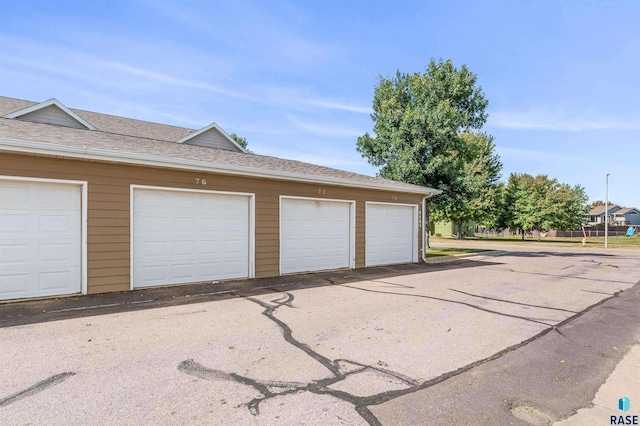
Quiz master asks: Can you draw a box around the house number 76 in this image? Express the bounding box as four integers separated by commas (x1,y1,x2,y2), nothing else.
195,178,207,185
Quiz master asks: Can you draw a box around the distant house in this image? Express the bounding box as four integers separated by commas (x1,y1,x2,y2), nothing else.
587,205,621,225
612,207,640,226
431,220,475,238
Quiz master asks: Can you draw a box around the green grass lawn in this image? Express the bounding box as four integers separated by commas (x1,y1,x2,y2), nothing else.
431,234,640,249
425,247,494,257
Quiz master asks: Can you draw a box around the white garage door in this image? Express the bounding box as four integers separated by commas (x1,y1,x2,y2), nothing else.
0,179,82,300
366,203,417,267
132,187,251,288
280,198,353,274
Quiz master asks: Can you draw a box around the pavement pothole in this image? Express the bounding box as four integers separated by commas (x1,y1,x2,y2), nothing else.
510,404,553,425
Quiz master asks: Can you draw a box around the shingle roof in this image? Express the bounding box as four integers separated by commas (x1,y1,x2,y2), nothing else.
613,207,640,215
0,96,438,195
588,205,620,215
0,96,191,142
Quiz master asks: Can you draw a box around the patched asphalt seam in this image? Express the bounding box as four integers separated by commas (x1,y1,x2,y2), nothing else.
448,288,579,313
0,372,76,408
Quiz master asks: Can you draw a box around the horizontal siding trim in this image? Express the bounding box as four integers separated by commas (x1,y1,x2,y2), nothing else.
89,267,130,278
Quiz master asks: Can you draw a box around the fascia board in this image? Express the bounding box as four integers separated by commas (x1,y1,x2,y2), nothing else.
0,138,440,196
3,98,97,131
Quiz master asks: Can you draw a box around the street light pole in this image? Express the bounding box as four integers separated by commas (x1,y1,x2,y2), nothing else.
605,173,610,248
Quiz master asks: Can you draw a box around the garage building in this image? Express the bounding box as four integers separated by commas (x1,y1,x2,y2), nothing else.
0,96,439,301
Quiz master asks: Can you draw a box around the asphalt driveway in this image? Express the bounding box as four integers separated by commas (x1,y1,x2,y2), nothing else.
1,246,639,425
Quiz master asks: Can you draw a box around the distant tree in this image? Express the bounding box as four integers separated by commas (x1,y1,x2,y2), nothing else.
229,132,248,149
552,183,589,231
430,132,503,238
356,59,493,238
483,182,509,232
505,173,588,240
590,200,616,208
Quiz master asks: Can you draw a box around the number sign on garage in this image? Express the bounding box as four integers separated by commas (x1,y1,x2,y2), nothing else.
280,197,355,274
0,177,86,300
131,186,254,289
366,202,418,267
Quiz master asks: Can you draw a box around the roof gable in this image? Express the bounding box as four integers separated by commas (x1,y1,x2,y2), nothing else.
3,98,96,130
589,205,621,215
615,207,640,215
177,122,247,153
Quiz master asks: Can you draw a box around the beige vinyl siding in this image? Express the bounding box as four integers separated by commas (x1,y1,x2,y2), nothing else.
16,105,88,129
182,127,239,151
1,152,425,295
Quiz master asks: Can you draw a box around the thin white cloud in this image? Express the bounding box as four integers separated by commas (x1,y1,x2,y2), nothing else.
285,115,365,137
498,147,587,163
97,61,258,101
250,144,375,172
0,35,372,118
138,0,336,65
303,98,372,114
490,109,640,131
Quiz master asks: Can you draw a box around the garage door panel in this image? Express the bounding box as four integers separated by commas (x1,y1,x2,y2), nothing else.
366,204,416,267
172,240,195,256
132,188,251,288
39,270,78,290
0,273,28,293
0,244,28,266
280,198,352,274
0,214,29,232
0,184,29,204
39,214,77,233
0,180,82,300
200,262,222,276
172,217,195,232
39,242,77,263
201,218,221,232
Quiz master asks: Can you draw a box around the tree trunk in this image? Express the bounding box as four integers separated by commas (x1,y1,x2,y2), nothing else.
521,229,525,240
457,221,463,239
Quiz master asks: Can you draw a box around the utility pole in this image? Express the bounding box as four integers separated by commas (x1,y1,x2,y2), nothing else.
605,173,610,248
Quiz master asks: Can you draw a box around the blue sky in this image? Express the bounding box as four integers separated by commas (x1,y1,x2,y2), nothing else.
1,1,639,208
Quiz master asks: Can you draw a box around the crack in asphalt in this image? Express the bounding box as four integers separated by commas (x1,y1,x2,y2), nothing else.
369,280,416,289
176,281,627,425
0,372,75,408
339,284,556,327
448,288,579,313
177,292,410,423
245,293,342,377
483,266,635,285
581,289,616,296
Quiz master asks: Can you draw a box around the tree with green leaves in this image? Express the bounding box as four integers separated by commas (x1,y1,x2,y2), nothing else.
357,59,498,238
590,200,616,208
229,132,248,149
504,173,588,240
430,132,503,238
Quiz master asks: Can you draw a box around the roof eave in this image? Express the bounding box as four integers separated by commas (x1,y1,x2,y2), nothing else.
0,138,439,196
